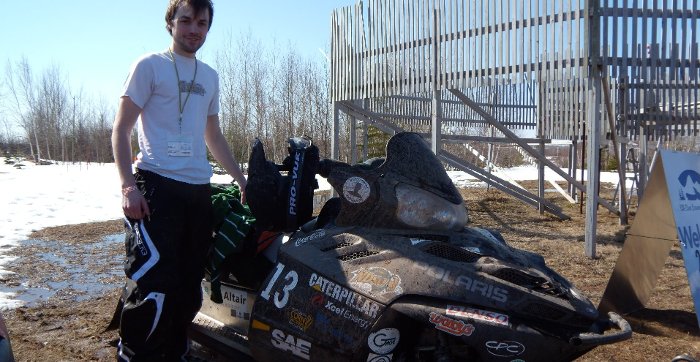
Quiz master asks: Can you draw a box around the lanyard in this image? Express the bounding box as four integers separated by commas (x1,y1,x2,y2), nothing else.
169,49,198,133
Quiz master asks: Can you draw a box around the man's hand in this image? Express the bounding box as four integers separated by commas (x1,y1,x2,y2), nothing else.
121,186,150,220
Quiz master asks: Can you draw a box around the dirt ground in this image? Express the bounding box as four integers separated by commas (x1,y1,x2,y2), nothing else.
2,183,699,361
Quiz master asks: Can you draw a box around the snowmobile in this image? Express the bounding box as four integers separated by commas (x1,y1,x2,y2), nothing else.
191,132,632,361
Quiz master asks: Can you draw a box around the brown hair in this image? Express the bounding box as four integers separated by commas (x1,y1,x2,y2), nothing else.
165,0,214,34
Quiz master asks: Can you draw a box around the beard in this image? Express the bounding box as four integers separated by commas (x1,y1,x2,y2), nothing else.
174,35,205,55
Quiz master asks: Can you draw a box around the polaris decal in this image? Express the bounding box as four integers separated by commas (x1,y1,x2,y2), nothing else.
294,229,326,247
288,307,314,332
429,312,475,336
271,329,311,360
368,328,400,354
485,340,525,357
414,261,508,303
350,267,403,296
309,273,380,318
446,305,509,326
343,176,371,203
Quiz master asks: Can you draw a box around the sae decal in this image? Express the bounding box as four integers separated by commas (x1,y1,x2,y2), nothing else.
271,329,311,360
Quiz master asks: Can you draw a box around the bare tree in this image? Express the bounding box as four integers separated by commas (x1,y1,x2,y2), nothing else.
5,57,41,162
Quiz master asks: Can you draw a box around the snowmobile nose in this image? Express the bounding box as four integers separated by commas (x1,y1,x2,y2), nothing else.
569,312,632,347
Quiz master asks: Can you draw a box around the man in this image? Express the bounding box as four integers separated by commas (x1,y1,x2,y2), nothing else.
111,0,246,360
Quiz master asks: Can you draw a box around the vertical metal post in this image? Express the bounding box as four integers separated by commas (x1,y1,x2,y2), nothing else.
569,140,578,200
584,0,602,258
538,140,546,214
431,8,442,155
362,99,369,161
487,91,498,174
350,101,357,164
585,68,603,258
638,126,647,200
618,77,629,223
332,101,340,161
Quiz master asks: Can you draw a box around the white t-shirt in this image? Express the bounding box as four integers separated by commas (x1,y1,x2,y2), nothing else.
123,50,220,184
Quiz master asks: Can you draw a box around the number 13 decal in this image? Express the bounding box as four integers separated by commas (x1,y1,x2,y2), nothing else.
260,262,299,309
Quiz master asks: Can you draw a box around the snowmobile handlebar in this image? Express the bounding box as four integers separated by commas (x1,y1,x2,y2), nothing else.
569,312,632,347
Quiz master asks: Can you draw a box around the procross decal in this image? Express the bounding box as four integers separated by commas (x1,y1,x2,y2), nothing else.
309,273,380,318
271,329,311,360
414,261,508,303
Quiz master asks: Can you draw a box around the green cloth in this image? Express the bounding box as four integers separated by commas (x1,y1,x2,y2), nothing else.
207,184,256,303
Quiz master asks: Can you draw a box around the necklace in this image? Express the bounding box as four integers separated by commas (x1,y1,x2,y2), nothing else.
169,49,198,133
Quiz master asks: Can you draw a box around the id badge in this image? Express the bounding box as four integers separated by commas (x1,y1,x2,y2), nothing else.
168,134,193,157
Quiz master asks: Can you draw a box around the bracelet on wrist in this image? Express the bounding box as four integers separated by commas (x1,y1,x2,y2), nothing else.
121,185,138,196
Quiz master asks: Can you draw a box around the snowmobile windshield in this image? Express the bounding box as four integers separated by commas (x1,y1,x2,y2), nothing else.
322,132,468,231
395,183,468,230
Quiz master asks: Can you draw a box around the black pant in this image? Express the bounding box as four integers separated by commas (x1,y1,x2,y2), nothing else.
117,169,212,361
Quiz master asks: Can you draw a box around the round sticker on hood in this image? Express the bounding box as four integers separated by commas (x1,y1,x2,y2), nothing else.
343,176,371,203
368,327,400,354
